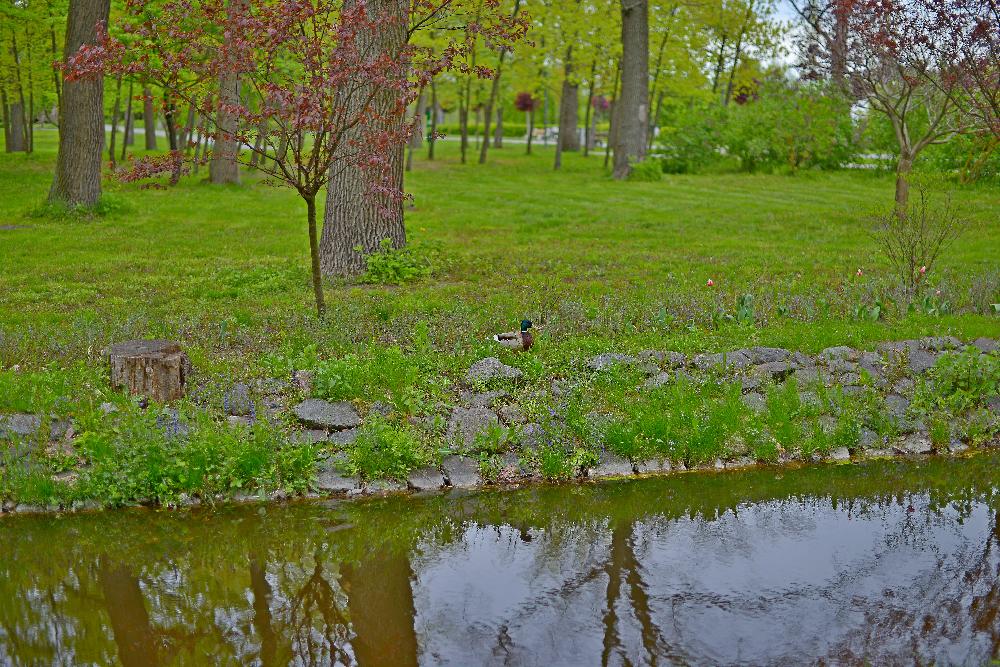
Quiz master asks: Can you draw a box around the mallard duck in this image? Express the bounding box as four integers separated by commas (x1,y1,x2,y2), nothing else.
493,319,534,352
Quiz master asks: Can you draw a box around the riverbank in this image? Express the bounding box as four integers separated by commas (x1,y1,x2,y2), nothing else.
2,336,998,515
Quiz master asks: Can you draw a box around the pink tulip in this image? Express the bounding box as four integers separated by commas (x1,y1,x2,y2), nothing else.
919,265,927,274
706,279,714,287
856,268,864,277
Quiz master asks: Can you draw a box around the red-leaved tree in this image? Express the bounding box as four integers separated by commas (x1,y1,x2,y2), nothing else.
65,0,528,316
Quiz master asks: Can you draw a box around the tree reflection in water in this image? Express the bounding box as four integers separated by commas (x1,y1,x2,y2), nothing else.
0,454,997,665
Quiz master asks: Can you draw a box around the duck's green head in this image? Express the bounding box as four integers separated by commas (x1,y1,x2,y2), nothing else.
521,319,533,332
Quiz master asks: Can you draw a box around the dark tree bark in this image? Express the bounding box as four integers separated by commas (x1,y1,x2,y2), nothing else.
493,106,503,147
142,85,158,150
7,102,27,152
49,0,111,207
406,87,425,172
604,58,621,169
179,101,196,150
109,74,122,168
711,33,728,94
557,46,580,154
1,87,10,150
525,107,533,154
428,76,438,160
612,0,649,180
122,79,135,154
583,60,596,156
208,0,245,184
319,0,408,277
10,32,31,153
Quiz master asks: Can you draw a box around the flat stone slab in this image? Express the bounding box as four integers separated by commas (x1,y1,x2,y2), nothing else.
223,383,252,416
587,353,639,372
692,350,751,372
447,407,499,448
328,428,360,446
972,338,997,354
896,433,933,455
747,347,791,364
827,446,851,462
466,357,523,384
588,451,634,478
315,466,360,493
754,361,795,380
407,466,446,491
0,413,42,440
365,479,407,494
741,393,766,414
442,455,481,488
293,399,361,430
635,458,671,474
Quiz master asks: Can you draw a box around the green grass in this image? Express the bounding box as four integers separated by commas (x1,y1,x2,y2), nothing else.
1,129,999,501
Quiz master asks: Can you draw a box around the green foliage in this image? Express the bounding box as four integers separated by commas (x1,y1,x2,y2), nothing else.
359,238,447,286
313,346,427,413
26,194,133,221
911,349,1000,415
69,407,314,506
343,417,433,481
627,160,664,182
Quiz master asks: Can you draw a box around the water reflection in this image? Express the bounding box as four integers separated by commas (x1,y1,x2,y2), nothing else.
1,455,998,665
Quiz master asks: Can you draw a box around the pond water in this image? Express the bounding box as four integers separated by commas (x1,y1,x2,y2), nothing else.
1,455,999,666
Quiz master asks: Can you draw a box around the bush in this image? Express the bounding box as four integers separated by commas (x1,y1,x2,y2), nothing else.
627,160,664,182
343,417,433,481
912,348,1000,415
359,238,447,286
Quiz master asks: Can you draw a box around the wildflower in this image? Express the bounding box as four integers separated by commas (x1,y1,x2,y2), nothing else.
856,268,864,277
919,266,927,274
706,279,715,287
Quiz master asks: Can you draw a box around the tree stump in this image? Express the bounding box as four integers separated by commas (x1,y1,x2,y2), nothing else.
106,340,190,403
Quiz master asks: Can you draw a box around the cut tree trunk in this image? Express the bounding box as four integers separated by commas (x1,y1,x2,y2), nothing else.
106,339,191,403
613,0,649,180
48,0,111,207
320,0,408,277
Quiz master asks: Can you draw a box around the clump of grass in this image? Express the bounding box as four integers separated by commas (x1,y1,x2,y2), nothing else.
312,346,433,413
359,238,448,285
25,193,133,221
911,348,1000,415
342,416,433,482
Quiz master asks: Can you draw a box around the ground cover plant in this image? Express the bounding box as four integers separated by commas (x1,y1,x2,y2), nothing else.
1,133,999,508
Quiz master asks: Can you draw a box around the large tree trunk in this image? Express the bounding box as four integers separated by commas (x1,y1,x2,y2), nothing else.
49,0,111,207
142,85,157,150
613,0,648,180
209,0,245,185
557,47,580,153
8,102,27,152
319,0,408,277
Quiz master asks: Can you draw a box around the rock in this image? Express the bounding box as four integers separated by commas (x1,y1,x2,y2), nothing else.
878,340,920,357
293,370,314,394
106,339,190,403
860,428,880,448
819,415,837,434
891,378,915,395
819,346,859,362
741,375,762,393
497,452,528,482
499,404,526,426
469,390,509,408
897,432,933,455
328,428,360,446
407,465,446,491
466,357,523,384
365,479,407,494
588,451,634,478
635,458,671,474
223,383,252,416
227,415,253,428
692,350,751,372
949,439,969,454
49,418,74,442
291,429,329,444
519,423,545,450
587,353,639,372
972,337,998,354
638,350,687,367
0,413,42,440
920,336,962,351
644,369,689,389
754,361,796,381
315,465,359,493
841,384,865,396
748,347,791,365
857,352,883,378
293,399,361,430
908,349,938,375
442,455,481,488
721,456,752,469
885,394,910,421
828,446,851,462
741,393,767,414
986,396,1000,415
369,401,393,417
791,351,812,368
447,406,499,448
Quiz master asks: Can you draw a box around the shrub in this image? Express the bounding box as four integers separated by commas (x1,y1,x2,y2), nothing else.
359,238,447,285
343,417,432,481
870,184,968,295
911,348,1000,415
627,159,664,182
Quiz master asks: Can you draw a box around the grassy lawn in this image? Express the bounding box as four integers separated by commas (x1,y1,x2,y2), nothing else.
3,129,998,371
0,128,998,506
